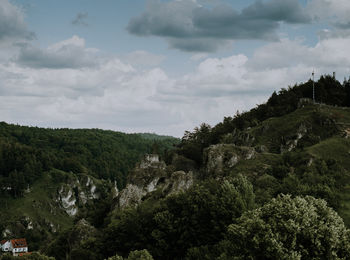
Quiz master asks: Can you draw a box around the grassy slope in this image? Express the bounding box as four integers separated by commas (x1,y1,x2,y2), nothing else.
0,171,74,232
229,103,350,224
307,137,350,225
307,137,350,170
0,168,112,251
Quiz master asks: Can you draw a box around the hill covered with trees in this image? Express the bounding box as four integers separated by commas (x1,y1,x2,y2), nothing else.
0,124,179,253
2,75,350,259
0,123,179,196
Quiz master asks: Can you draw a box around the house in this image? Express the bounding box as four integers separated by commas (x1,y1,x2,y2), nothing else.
1,238,28,256
0,240,11,252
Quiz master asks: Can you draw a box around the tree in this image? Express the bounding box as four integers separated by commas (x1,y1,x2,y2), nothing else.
151,175,255,258
0,252,55,260
106,250,153,260
219,194,350,259
127,250,153,260
102,175,255,259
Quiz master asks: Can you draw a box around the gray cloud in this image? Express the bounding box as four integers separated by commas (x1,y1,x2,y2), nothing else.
241,0,310,24
333,21,350,30
127,0,195,38
72,12,89,27
15,36,99,69
305,0,350,31
0,0,34,41
127,0,311,52
192,5,279,40
169,38,231,52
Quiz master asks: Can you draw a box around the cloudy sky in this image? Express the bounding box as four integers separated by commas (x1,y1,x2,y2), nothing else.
1,0,350,137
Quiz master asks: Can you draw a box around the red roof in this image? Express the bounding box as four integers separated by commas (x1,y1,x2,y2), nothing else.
0,240,7,245
18,252,32,256
11,238,27,248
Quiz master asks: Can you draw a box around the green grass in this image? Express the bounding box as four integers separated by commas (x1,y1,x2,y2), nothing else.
249,105,317,149
247,104,350,153
0,170,75,234
318,105,350,123
231,153,281,178
307,137,350,170
338,185,350,227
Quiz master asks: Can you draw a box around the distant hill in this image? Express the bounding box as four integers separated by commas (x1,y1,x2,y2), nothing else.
0,122,179,191
0,123,179,251
138,132,179,141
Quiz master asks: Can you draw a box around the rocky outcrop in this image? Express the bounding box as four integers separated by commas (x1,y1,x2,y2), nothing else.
204,144,255,175
58,186,77,216
167,171,194,195
280,124,308,153
119,184,147,208
117,154,194,209
56,174,101,216
139,154,166,169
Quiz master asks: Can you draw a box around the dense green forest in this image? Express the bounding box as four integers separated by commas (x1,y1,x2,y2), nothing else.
0,123,178,198
0,125,179,257
2,75,350,259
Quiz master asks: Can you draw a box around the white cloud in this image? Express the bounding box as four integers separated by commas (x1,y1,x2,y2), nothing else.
0,0,33,41
2,33,350,137
16,35,101,69
306,0,350,34
307,0,350,24
0,0,34,64
250,37,350,74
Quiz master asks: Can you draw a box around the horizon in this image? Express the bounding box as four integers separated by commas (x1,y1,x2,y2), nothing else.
1,0,350,137
0,73,343,138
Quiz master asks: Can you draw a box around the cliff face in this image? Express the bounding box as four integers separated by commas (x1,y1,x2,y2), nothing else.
117,154,194,209
0,170,111,241
56,175,100,217
204,144,256,176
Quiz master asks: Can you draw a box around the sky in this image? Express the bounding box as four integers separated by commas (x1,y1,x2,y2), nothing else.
1,0,350,137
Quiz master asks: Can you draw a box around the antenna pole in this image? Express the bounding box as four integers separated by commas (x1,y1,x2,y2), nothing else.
312,70,315,103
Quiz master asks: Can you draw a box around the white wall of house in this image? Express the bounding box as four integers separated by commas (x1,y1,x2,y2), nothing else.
7,242,28,255
1,241,11,252
11,246,28,256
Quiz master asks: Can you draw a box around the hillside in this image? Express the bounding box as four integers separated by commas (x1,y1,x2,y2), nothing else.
0,124,179,252
106,104,350,260
36,76,350,260
2,75,350,259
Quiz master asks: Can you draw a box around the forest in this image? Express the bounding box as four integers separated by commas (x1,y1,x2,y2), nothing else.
0,124,178,199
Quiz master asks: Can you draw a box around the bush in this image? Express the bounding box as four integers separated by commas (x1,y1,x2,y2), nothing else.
219,194,350,259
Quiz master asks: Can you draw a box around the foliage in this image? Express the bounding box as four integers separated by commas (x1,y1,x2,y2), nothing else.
0,122,179,197
127,250,154,260
178,75,350,167
0,252,55,260
44,218,103,260
102,175,254,259
218,194,350,259
106,249,153,260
